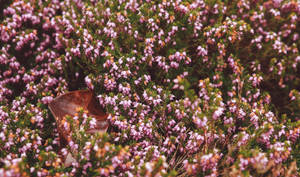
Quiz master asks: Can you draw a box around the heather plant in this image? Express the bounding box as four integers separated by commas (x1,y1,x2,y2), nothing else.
0,0,299,176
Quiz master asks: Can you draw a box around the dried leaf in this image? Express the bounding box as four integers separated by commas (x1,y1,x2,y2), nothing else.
48,90,108,144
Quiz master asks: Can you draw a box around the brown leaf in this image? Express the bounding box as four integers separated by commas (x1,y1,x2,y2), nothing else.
48,90,108,144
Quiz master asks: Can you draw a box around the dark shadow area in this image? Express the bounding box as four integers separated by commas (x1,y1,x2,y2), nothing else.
0,0,13,21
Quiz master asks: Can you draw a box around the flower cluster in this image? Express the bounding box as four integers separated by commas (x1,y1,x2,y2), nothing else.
0,0,299,176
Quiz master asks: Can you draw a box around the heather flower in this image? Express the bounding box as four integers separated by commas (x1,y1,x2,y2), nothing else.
0,0,299,176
